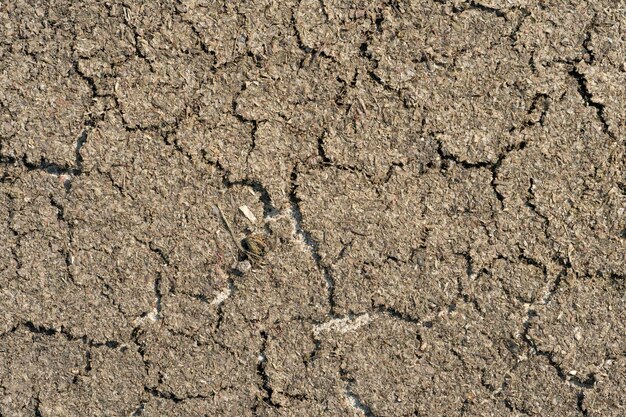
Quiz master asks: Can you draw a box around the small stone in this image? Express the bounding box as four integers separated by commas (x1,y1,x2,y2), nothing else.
239,205,257,223
235,260,252,275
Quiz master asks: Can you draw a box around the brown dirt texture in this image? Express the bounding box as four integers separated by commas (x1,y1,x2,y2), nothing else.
1,1,625,416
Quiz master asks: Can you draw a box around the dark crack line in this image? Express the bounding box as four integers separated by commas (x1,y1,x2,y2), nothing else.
34,396,43,417
214,279,235,331
608,272,625,292
231,84,261,167
145,384,229,405
224,177,280,220
340,371,378,417
518,250,549,279
516,253,597,391
503,397,533,417
133,237,166,320
568,68,614,138
521,311,596,389
131,400,147,416
305,337,322,368
319,0,330,22
154,275,163,320
526,93,550,127
465,1,506,19
72,60,101,99
479,372,498,394
157,115,203,168
119,5,155,70
9,127,92,193
75,130,87,171
577,391,590,417
289,167,337,317
435,138,491,169
144,240,170,266
144,387,183,403
317,132,332,164
245,119,259,168
315,131,375,180
21,155,80,177
456,252,484,312
582,32,595,65
201,158,279,238
49,196,66,222
581,13,598,65
0,151,17,167
85,350,92,373
49,195,77,285
367,70,397,94
435,138,527,208
257,331,281,408
383,161,405,183
23,321,121,350
69,60,113,189
358,8,426,104
291,0,338,67
0,324,19,339
525,178,551,238
509,7,530,45
185,21,219,59
372,302,420,324
131,326,150,377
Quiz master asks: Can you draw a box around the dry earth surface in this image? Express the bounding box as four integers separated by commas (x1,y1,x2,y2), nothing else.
1,1,625,416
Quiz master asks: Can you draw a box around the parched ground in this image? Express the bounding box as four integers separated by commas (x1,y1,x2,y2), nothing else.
1,1,625,416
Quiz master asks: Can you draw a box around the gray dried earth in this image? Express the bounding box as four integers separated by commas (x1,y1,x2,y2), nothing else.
1,1,625,416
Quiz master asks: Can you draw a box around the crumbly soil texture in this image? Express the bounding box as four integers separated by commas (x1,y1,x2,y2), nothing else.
1,1,625,416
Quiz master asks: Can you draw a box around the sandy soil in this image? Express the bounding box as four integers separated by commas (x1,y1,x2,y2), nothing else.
1,1,625,416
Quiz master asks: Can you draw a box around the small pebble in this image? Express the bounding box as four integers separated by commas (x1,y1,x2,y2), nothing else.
235,260,252,275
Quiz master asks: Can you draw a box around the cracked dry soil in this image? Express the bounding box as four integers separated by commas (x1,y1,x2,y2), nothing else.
0,1,625,416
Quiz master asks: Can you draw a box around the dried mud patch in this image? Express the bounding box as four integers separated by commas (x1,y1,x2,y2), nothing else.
1,1,624,416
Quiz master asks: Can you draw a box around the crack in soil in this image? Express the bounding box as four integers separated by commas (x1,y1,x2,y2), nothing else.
1,3,622,416
291,0,339,67
315,131,376,180
435,137,527,209
513,252,600,392
521,300,597,391
130,400,147,416
577,390,590,417
153,276,163,321
371,302,420,325
525,177,551,231
340,370,378,417
257,331,281,408
22,321,122,350
232,83,264,172
464,1,506,19
568,67,614,138
509,7,531,45
48,195,76,285
316,133,421,191
455,251,484,313
289,167,337,317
